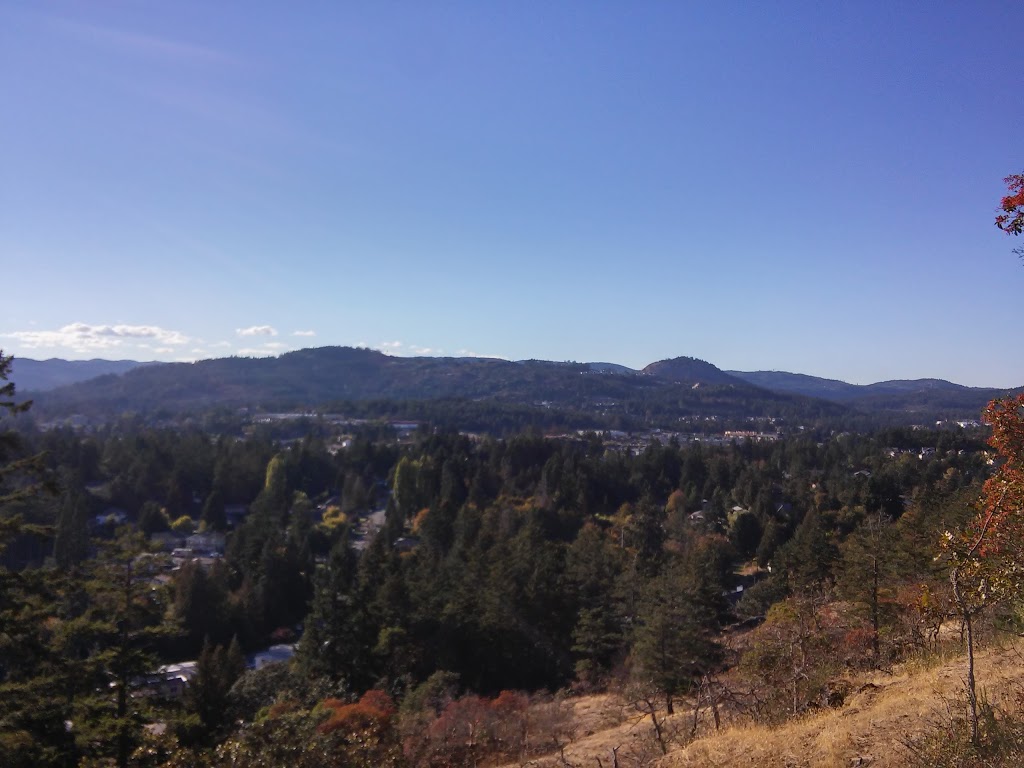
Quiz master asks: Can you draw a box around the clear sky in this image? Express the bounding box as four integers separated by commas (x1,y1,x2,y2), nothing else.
2,2,1022,387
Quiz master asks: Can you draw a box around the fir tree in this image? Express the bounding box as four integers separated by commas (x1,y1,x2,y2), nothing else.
631,557,722,714
67,530,178,768
298,534,374,687
53,488,90,571
0,352,68,767
187,636,246,740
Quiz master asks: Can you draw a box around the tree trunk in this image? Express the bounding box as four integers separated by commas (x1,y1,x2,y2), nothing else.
690,681,702,740
646,699,668,755
871,555,880,659
963,605,979,747
117,674,129,768
951,567,980,748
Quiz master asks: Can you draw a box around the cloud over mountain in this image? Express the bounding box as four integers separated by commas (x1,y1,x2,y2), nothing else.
236,325,278,337
6,323,189,353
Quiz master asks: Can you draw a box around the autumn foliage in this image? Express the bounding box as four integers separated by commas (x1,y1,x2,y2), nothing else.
401,689,571,767
941,394,1024,596
976,394,1024,558
318,689,396,735
995,174,1024,236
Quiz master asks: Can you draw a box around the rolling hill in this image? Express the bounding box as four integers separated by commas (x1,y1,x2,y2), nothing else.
28,348,844,427
11,357,150,391
19,349,1020,428
727,369,1018,416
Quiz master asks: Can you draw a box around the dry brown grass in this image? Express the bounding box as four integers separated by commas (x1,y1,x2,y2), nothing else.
494,691,672,767
498,641,1024,768
662,641,1024,768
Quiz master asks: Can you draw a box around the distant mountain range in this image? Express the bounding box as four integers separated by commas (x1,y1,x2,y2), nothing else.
724,370,1014,414
12,348,1021,427
10,357,153,392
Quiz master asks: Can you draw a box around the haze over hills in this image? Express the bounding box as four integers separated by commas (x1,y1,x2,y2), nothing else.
28,348,825,425
15,347,1021,428
10,357,151,392
724,370,863,400
725,369,1018,415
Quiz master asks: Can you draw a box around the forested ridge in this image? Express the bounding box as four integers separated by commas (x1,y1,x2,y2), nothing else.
26,347,1018,430
4,348,1024,766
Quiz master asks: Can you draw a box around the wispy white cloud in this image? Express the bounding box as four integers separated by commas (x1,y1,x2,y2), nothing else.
55,18,234,66
293,330,316,337
358,342,446,357
5,323,189,353
236,325,278,337
234,337,291,357
457,348,508,360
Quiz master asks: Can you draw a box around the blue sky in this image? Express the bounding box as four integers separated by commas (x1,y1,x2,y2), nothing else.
2,2,1021,387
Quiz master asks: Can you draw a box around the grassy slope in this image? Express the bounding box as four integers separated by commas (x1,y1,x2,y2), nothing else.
505,642,1024,768
663,643,1024,767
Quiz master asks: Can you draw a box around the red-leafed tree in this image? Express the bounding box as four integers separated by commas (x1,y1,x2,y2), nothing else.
318,689,396,736
996,174,1024,237
944,394,1024,747
401,689,571,767
996,173,1024,264
936,176,1024,751
979,395,1024,548
314,690,401,767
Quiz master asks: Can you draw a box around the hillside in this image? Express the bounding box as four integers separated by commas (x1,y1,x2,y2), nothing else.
22,349,1020,427
644,357,745,386
12,357,149,391
503,643,1024,768
726,370,863,401
667,643,1024,767
728,369,1018,417
31,347,847,427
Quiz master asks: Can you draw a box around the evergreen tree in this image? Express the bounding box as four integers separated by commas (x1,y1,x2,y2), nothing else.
729,509,762,561
298,534,374,687
836,512,898,661
67,530,178,768
0,353,50,514
631,557,722,714
137,500,169,536
200,486,227,532
392,455,420,519
775,509,838,590
172,559,232,656
187,635,246,740
340,472,369,515
0,352,69,768
756,517,786,567
0,564,73,768
53,489,90,570
566,523,625,681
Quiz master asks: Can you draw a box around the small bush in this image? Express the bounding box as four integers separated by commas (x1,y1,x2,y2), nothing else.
903,693,1024,768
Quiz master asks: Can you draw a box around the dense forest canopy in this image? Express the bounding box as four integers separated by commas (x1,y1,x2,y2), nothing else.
5,345,1020,766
